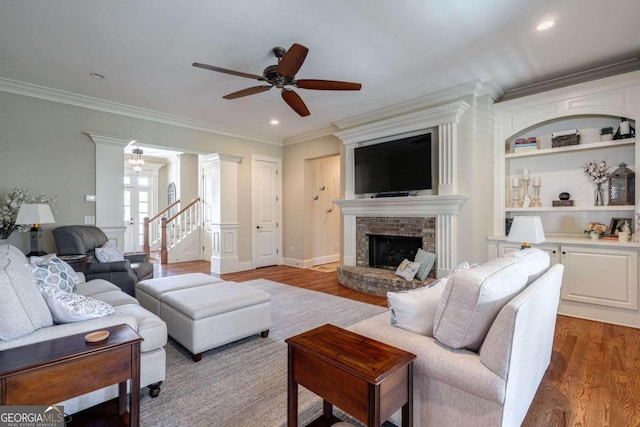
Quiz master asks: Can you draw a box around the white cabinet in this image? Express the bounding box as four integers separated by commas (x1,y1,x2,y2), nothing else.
490,71,640,328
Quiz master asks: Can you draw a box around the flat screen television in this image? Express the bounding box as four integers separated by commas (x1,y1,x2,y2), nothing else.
354,133,432,195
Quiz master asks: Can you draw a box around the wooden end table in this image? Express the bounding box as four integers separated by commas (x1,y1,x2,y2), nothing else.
286,324,416,427
0,324,142,426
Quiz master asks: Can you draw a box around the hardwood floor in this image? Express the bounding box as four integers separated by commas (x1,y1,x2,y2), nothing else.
154,261,640,426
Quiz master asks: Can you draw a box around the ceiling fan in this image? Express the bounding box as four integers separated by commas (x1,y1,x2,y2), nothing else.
193,43,362,117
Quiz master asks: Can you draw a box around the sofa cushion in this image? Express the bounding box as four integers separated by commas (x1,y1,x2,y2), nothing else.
36,282,116,324
504,248,550,284
95,243,125,263
89,290,139,307
76,279,121,297
414,248,436,281
29,254,81,292
0,245,54,340
433,257,529,351
115,304,168,352
387,277,447,336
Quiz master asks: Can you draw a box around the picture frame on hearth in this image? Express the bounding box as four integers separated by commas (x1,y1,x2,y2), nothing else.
607,217,633,237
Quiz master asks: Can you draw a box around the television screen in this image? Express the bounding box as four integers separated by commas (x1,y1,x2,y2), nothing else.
354,133,432,195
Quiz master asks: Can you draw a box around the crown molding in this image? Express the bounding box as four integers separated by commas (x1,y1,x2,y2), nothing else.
282,126,339,146
0,77,283,146
334,80,491,131
87,132,132,147
335,100,470,146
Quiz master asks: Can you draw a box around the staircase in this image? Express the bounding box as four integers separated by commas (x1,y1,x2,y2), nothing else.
143,197,202,264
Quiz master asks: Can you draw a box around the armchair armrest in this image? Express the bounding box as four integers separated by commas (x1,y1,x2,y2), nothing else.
125,252,149,263
86,260,131,274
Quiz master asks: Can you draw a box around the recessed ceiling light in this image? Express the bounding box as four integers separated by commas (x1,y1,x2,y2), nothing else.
89,72,106,79
536,20,554,31
270,119,279,125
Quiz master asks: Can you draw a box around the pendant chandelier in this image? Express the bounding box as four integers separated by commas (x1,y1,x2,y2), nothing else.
128,148,145,173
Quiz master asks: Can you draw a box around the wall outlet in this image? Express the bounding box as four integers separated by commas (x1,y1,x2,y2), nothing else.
85,194,96,202
84,216,95,225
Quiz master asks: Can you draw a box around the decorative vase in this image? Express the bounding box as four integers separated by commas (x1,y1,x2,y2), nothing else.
594,184,604,206
590,232,600,240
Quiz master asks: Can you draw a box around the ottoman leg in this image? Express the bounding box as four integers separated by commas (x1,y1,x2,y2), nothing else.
192,352,203,362
148,381,163,398
261,330,270,338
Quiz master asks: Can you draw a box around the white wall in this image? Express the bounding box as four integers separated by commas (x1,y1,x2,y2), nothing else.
308,155,341,265
283,135,342,267
0,90,282,259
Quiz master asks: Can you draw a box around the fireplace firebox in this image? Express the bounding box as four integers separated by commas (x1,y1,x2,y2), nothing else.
368,234,422,270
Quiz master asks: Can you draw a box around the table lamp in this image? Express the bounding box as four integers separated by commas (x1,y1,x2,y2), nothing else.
507,216,545,249
15,204,55,256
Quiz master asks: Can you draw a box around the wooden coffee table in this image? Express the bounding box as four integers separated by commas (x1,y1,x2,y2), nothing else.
286,324,416,427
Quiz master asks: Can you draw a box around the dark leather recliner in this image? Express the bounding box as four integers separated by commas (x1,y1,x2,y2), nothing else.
53,225,153,296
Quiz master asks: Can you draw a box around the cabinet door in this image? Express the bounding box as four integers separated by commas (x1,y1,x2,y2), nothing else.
560,245,638,310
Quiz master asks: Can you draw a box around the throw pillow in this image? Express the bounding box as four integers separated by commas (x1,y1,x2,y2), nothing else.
414,248,436,281
387,277,448,336
504,248,550,284
36,282,116,323
432,257,529,352
95,243,125,263
394,258,420,281
29,254,80,293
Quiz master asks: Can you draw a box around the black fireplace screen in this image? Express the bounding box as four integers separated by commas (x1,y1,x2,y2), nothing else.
369,234,422,270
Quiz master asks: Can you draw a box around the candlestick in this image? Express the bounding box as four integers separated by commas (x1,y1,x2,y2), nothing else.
531,179,541,207
523,168,530,180
533,176,541,186
511,176,519,188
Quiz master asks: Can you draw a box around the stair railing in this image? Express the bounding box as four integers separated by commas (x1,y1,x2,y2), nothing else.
143,199,181,256
160,197,201,264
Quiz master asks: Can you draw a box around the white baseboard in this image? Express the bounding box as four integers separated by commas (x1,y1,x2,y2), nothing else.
283,257,314,268
311,253,340,266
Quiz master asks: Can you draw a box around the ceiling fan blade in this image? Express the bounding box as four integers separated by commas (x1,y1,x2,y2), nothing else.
277,43,309,78
223,85,273,99
192,62,265,81
281,89,310,117
295,79,362,91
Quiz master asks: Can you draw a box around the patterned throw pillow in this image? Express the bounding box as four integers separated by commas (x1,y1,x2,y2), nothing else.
29,254,80,292
36,282,115,323
95,242,125,263
394,258,421,281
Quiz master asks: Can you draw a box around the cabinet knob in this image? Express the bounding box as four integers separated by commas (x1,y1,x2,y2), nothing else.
552,250,556,254
562,251,566,255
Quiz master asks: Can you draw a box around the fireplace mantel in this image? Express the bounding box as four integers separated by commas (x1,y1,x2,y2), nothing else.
335,195,468,217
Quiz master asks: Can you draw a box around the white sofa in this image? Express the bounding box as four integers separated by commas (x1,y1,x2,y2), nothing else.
0,243,167,414
349,249,564,427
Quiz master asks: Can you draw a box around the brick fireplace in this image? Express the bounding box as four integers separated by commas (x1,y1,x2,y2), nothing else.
356,217,436,270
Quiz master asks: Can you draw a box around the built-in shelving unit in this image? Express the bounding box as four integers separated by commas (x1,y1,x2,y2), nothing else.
490,70,640,328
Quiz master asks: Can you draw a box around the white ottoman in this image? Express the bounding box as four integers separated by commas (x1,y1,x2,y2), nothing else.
136,273,224,316
158,281,271,361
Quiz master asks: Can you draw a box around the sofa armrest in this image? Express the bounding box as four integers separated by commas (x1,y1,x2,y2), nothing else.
349,311,506,404
86,260,131,273
125,252,149,263
0,313,137,351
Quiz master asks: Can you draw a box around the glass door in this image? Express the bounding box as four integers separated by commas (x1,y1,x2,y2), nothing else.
124,174,152,253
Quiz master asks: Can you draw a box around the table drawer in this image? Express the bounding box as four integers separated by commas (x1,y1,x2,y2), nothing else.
4,346,132,405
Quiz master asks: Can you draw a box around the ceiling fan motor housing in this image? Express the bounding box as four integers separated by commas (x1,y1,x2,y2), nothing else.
263,64,294,88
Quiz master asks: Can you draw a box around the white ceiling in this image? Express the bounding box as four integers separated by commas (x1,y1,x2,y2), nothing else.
1,0,639,142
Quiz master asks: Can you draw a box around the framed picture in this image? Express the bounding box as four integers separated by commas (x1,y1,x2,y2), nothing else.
607,217,633,236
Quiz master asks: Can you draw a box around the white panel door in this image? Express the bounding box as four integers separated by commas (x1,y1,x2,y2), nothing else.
253,158,280,268
200,163,215,261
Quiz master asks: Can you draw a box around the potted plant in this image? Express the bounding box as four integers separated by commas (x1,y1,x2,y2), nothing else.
600,126,614,141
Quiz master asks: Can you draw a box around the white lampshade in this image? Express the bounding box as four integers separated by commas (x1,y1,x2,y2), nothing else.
15,204,55,226
507,216,545,246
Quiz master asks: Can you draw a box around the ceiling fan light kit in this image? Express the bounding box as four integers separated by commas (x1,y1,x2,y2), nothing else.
193,43,362,117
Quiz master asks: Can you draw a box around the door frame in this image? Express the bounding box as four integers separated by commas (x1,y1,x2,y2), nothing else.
251,154,283,268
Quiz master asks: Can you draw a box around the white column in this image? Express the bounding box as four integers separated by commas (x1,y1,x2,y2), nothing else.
343,215,357,266
438,122,457,195
88,133,129,251
436,214,456,276
203,153,244,274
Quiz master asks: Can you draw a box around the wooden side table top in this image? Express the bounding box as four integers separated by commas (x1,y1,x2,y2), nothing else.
286,323,416,385
0,324,141,377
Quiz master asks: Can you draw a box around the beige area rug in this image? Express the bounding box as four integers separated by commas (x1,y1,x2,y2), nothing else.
308,261,340,273
139,279,390,427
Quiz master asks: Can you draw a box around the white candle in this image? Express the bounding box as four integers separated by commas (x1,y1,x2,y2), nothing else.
533,176,541,186
523,169,530,180
512,176,519,187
